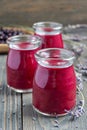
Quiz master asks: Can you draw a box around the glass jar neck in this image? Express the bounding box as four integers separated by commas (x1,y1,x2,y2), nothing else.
35,48,75,68
33,22,63,35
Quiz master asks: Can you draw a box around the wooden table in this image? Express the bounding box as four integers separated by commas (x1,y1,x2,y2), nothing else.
0,0,87,26
0,54,87,130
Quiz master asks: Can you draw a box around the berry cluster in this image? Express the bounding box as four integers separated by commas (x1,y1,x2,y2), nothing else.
0,27,24,43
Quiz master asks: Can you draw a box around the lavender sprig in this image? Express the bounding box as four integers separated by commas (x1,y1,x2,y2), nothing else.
76,73,83,90
76,63,87,75
52,85,85,128
65,87,85,121
64,24,87,41
53,119,59,128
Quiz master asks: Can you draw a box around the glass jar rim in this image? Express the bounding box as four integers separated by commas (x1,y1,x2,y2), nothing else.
7,34,42,50
7,34,42,45
33,21,63,31
35,48,75,61
35,48,75,68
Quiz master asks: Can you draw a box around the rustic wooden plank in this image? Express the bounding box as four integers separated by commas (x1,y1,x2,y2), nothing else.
0,55,23,130
0,55,7,130
22,93,34,130
0,0,87,26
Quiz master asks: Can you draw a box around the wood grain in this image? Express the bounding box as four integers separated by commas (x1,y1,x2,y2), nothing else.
0,0,87,26
0,55,22,130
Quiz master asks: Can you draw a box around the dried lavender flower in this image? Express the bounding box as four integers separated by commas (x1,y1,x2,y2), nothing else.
54,124,59,128
76,59,87,75
32,117,36,121
53,119,59,128
76,73,83,90
64,24,87,41
65,87,85,121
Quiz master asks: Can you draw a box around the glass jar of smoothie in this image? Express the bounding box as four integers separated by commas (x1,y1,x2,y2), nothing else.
6,35,42,93
33,48,76,116
33,21,64,48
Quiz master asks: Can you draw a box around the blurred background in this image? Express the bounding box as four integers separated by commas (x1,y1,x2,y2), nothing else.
0,0,87,27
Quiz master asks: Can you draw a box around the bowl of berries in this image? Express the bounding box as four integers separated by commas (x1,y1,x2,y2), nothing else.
0,25,34,53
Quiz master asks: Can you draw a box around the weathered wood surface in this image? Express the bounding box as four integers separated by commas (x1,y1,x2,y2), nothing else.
0,55,22,130
0,54,87,130
0,0,87,26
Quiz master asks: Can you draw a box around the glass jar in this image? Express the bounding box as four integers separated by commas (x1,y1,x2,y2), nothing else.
33,21,64,48
6,35,42,93
33,48,76,116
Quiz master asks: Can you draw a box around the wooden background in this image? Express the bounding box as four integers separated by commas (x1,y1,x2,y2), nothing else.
0,0,87,27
